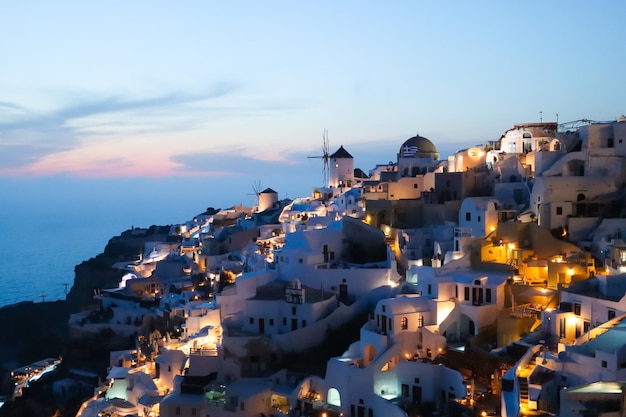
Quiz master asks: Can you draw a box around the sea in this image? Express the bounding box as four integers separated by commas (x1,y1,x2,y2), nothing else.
0,176,273,308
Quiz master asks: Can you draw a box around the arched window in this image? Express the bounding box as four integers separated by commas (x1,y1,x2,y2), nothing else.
577,193,586,202
401,317,408,330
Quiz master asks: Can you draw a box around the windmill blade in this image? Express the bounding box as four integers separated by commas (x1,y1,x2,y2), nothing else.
307,129,331,186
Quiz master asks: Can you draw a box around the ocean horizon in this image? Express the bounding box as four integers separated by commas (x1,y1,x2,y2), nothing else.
0,176,271,308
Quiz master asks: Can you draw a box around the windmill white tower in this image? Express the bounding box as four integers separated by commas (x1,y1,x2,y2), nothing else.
307,129,330,187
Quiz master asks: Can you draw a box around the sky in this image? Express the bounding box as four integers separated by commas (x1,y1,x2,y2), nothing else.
2,1,626,207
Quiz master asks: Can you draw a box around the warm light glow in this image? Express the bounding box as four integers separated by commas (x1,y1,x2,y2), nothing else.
489,226,496,232
567,268,574,276
508,243,515,250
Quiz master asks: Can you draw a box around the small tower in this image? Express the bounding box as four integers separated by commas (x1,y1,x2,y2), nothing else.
329,146,354,188
258,188,278,212
285,279,305,304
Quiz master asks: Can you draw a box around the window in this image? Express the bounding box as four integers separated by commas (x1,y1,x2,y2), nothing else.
417,315,423,327
556,206,563,215
175,407,181,416
283,317,287,325
269,318,274,326
389,318,392,331
298,258,304,263
608,138,615,148
465,212,471,221
401,317,408,330
414,184,418,189
559,318,566,338
302,320,306,327
292,307,296,315
486,288,492,303
455,285,458,299
477,215,481,222
249,317,254,324
382,305,386,312
428,284,432,295
168,365,171,372
414,377,420,383
574,303,581,316
602,360,608,368
464,287,470,301
609,309,616,320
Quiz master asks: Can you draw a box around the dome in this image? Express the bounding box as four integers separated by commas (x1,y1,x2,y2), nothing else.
399,134,438,158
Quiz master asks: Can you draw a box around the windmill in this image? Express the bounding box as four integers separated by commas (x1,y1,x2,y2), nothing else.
308,129,330,186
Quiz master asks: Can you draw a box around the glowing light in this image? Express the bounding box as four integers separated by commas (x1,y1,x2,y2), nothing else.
489,226,496,232
508,243,516,250
567,268,574,276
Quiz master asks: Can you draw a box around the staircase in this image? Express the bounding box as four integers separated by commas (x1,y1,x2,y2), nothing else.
517,375,529,412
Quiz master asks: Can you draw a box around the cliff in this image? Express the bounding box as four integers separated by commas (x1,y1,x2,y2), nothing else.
0,225,172,413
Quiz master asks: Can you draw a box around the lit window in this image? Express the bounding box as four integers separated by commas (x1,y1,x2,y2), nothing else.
401,317,408,330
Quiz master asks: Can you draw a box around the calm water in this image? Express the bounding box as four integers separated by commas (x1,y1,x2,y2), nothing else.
0,177,246,307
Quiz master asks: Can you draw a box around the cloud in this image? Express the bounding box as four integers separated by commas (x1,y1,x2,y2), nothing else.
0,83,240,171
0,83,237,132
172,150,296,174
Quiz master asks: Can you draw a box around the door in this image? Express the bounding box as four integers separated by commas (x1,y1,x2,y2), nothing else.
291,318,298,331
259,318,265,334
412,385,422,403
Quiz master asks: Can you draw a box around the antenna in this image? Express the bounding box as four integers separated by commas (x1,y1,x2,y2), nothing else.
307,129,330,186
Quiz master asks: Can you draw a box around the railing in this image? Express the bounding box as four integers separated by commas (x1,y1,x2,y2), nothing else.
190,347,218,356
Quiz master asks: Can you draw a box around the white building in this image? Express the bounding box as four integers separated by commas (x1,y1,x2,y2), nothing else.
329,145,355,189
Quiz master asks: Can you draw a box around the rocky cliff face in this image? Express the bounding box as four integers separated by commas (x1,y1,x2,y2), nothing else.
0,227,171,399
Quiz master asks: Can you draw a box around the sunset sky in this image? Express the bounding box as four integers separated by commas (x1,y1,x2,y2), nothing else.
2,1,626,190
